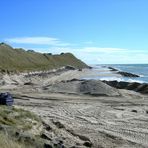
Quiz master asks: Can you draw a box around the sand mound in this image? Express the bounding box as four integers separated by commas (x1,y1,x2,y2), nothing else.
45,79,120,96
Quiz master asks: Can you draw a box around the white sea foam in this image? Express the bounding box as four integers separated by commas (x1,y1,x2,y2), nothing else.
139,75,144,77
127,79,144,83
100,77,124,82
100,77,144,83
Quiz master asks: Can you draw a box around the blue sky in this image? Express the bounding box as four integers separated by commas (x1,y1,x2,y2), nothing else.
1,0,148,64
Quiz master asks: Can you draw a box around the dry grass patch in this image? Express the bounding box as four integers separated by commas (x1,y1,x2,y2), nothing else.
0,106,41,130
0,133,26,148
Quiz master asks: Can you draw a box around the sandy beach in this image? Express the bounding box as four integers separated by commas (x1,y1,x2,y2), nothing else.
0,68,148,148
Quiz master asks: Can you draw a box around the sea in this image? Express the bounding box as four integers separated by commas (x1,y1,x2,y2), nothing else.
84,64,148,83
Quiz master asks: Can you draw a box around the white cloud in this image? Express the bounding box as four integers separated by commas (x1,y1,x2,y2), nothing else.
65,47,148,64
4,36,148,64
44,47,128,54
5,37,70,46
82,47,128,53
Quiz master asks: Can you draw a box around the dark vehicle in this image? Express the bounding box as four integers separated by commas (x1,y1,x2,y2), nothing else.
0,92,13,106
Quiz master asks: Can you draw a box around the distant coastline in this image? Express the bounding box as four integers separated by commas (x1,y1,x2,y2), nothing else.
83,64,148,83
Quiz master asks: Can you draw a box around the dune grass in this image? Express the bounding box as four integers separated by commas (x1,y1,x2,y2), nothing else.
0,106,42,148
0,105,41,130
0,132,36,148
0,133,26,148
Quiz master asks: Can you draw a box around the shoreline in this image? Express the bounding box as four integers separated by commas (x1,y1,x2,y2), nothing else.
82,65,148,94
83,65,148,83
0,65,147,94
101,66,148,94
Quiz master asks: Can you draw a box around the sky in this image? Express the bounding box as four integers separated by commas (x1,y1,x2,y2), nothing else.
0,0,148,64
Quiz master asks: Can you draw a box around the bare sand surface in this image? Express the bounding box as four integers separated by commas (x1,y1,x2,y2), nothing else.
0,69,148,148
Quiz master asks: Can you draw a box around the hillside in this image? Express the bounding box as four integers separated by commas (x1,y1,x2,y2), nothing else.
0,43,88,72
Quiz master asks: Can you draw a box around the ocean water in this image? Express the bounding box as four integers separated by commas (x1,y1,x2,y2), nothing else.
84,64,148,83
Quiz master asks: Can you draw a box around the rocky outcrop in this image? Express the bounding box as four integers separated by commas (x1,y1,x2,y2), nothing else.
108,66,140,77
117,71,139,77
108,67,118,71
65,65,76,70
103,80,148,94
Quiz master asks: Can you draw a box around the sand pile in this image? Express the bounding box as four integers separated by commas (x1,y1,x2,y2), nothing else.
45,79,120,96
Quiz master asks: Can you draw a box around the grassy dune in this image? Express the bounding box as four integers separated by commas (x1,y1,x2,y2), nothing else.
0,133,26,148
0,43,88,72
0,105,41,130
0,105,42,148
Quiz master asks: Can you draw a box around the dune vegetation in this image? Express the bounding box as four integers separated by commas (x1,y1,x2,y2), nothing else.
0,43,88,73
0,133,27,148
0,105,44,148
